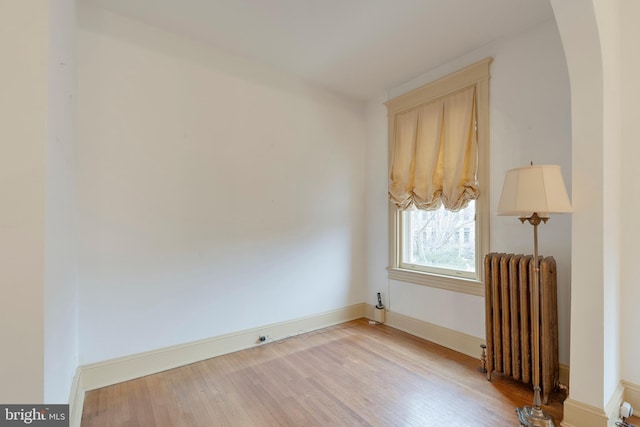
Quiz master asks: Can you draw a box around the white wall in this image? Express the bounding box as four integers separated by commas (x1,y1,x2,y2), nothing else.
45,0,79,403
76,5,366,364
593,0,622,408
364,94,389,310
0,0,78,404
0,0,47,403
365,19,572,363
620,0,640,388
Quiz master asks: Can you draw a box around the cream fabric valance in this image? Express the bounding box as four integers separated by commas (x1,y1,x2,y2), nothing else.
389,85,479,211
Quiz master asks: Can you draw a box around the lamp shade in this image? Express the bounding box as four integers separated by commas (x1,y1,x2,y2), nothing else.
497,164,572,217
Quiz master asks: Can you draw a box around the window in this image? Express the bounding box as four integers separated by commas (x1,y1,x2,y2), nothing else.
400,201,476,279
386,59,491,295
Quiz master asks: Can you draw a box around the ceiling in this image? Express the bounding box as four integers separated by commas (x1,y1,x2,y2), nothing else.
82,0,555,101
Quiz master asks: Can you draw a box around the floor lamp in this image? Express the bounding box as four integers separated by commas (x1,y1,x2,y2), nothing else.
497,163,572,427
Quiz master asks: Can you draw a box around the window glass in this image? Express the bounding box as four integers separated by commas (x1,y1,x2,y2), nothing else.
400,201,476,278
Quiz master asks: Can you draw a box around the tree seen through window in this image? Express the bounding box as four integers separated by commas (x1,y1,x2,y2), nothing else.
401,201,476,273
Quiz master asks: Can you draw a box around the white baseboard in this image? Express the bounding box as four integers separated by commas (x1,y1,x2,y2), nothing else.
68,367,84,427
559,381,640,427
606,382,626,426
561,398,610,427
365,305,484,359
70,303,365,423
623,381,640,416
560,382,624,427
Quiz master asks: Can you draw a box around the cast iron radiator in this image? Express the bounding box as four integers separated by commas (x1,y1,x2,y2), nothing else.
483,252,559,404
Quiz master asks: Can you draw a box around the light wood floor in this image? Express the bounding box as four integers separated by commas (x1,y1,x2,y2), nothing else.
82,319,567,426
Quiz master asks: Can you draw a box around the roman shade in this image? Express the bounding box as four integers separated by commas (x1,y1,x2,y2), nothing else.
389,85,479,211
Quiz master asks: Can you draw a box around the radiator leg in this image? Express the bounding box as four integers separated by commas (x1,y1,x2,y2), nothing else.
478,344,488,374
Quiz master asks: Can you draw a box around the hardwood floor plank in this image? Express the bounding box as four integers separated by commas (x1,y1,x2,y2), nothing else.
82,319,565,426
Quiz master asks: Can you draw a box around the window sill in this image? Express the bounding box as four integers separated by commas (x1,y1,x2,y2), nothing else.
387,267,485,297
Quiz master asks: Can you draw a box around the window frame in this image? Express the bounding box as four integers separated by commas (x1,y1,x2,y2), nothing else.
385,58,492,297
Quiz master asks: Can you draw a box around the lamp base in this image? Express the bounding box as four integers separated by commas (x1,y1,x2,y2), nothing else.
516,405,556,427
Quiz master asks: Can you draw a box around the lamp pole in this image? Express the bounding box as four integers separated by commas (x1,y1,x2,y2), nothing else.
516,212,555,427
497,163,572,426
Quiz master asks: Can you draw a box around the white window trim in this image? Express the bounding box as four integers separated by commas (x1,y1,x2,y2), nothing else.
385,58,492,297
